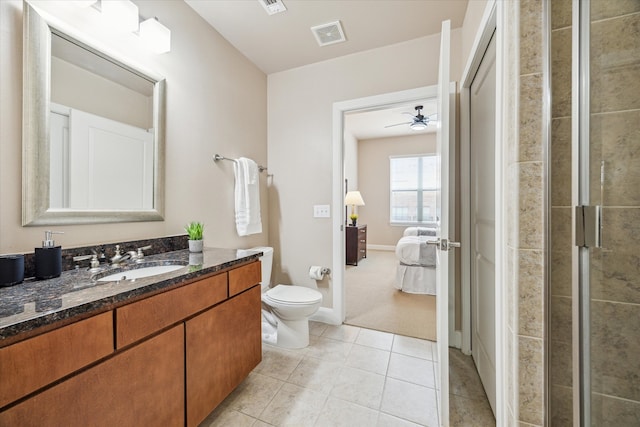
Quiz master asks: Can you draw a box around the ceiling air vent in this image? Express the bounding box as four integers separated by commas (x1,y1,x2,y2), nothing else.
311,21,346,47
258,0,287,15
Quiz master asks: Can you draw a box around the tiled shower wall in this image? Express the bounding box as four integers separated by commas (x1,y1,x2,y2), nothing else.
586,1,640,424
504,0,546,425
548,0,640,425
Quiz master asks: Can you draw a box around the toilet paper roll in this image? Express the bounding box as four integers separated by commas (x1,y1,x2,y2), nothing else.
309,266,324,280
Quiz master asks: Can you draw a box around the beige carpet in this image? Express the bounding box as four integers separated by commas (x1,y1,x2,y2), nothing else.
344,249,437,341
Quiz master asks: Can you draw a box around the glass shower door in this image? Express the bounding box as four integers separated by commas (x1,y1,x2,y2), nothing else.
586,1,640,424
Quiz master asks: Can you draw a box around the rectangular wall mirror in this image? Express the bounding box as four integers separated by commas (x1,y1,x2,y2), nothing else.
22,2,166,226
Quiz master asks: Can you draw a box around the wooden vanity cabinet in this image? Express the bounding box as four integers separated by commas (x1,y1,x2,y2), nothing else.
0,311,113,409
0,259,262,426
186,273,262,426
0,325,184,427
116,272,227,348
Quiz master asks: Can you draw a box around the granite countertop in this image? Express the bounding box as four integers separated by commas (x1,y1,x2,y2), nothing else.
0,247,262,347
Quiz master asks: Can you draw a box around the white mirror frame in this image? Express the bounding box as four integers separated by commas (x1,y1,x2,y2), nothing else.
22,2,166,226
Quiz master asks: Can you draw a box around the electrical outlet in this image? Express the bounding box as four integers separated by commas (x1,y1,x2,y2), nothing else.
313,205,330,218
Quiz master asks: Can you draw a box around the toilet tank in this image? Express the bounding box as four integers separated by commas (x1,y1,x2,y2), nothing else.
250,247,273,289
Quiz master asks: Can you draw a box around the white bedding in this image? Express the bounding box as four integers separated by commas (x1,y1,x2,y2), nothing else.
395,235,437,267
394,231,438,295
395,264,436,295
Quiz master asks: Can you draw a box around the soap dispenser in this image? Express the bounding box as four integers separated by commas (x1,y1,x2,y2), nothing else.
35,231,64,280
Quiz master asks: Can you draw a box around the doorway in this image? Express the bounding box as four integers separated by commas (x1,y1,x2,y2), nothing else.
341,99,438,341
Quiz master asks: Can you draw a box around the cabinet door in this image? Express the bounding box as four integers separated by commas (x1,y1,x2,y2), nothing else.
0,325,184,427
186,285,262,427
116,272,227,348
0,311,113,408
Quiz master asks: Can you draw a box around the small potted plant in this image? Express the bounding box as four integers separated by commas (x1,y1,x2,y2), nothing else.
350,213,358,227
185,221,204,253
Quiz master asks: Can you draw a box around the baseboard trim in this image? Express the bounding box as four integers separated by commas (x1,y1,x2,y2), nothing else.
367,245,395,252
310,307,341,325
450,330,462,349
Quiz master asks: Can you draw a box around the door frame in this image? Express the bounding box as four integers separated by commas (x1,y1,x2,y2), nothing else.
321,86,437,326
459,0,509,425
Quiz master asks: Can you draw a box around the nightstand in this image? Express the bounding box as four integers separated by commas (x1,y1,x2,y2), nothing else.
346,224,367,266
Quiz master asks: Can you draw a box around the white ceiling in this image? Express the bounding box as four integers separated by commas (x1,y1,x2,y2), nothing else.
185,0,466,139
184,0,469,75
345,98,438,140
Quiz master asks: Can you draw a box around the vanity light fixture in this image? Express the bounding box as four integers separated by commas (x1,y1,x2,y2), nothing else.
100,0,139,33
139,17,171,54
70,0,98,7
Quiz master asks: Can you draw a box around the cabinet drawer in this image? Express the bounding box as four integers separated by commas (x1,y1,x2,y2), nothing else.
0,312,113,408
1,325,184,426
228,261,261,297
116,273,227,348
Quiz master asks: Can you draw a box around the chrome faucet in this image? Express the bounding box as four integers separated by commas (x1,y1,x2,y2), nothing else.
73,253,101,273
110,245,131,265
126,245,152,263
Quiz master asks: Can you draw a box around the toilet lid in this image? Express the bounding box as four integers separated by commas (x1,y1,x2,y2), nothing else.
266,284,322,304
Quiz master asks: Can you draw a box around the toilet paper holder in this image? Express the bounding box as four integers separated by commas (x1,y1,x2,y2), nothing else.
309,266,331,279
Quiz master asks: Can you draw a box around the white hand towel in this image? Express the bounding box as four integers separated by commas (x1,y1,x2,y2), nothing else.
234,157,262,236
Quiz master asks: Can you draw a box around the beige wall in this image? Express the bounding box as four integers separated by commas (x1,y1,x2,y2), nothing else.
267,30,462,306
0,0,268,255
52,57,152,129
357,133,436,247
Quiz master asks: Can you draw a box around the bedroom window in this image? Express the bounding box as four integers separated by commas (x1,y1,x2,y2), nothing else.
389,155,437,224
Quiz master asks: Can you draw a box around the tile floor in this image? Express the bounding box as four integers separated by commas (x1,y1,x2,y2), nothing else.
200,322,494,427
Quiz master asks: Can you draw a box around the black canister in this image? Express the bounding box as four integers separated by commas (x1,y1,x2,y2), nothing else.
35,246,62,279
0,254,25,287
35,231,64,280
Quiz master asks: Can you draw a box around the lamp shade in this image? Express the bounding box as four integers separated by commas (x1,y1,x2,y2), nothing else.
345,191,365,206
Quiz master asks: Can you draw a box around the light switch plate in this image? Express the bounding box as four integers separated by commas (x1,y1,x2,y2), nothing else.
313,205,330,218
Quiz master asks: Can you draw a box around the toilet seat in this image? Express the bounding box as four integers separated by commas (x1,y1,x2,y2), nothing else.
265,284,322,305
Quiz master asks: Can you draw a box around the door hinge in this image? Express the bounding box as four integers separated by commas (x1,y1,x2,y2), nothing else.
575,205,601,248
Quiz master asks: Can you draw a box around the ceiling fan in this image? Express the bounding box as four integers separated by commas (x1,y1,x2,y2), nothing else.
385,105,436,131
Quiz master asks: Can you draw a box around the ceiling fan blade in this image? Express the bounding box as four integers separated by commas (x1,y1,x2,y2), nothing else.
384,121,413,128
425,112,438,118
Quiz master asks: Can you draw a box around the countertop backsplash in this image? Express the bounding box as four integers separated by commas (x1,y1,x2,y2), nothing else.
19,235,189,280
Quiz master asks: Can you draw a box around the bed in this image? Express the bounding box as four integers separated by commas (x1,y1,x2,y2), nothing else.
394,227,438,295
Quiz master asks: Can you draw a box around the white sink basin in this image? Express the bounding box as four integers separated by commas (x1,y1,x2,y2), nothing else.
96,265,185,282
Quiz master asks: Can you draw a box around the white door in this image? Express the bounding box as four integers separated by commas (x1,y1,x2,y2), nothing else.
68,108,154,210
470,31,497,414
435,19,455,427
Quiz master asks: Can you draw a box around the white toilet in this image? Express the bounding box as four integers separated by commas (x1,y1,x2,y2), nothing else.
251,247,323,349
